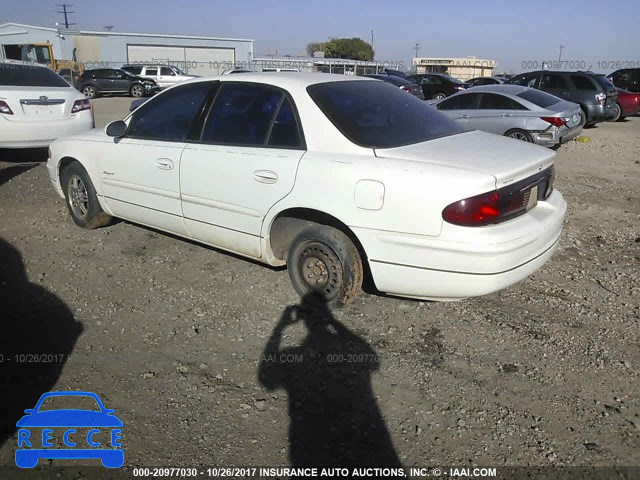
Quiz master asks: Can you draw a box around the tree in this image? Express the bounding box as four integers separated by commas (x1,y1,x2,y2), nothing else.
322,38,374,61
305,42,325,57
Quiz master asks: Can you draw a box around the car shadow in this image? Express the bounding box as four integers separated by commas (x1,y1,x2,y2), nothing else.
0,238,83,448
258,291,404,468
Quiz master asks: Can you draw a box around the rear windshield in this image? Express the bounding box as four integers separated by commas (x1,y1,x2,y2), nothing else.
0,63,69,87
517,89,560,108
307,81,466,148
366,75,413,86
591,75,616,93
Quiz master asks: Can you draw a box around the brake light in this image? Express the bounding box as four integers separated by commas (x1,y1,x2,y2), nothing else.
0,100,14,115
71,98,91,113
400,86,412,93
540,116,567,127
442,189,530,227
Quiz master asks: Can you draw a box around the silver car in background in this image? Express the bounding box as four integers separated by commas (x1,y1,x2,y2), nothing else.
429,84,584,148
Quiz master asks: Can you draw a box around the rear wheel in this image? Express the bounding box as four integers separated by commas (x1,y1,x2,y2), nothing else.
81,85,97,98
60,161,112,229
611,103,622,122
433,92,447,100
130,83,145,97
287,225,363,308
505,129,533,143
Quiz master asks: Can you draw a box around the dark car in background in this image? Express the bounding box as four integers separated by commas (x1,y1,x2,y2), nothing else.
465,76,508,87
606,68,640,93
74,68,160,99
362,74,424,99
404,73,467,100
508,70,617,126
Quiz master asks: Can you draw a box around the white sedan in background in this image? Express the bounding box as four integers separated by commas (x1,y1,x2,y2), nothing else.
47,73,567,307
0,60,94,148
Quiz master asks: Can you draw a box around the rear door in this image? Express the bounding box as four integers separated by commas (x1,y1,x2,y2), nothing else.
475,93,527,134
158,66,178,89
539,73,571,101
180,82,306,258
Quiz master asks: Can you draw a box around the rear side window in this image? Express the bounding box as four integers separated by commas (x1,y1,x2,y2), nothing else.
307,81,466,148
570,75,597,91
127,81,213,141
517,89,561,108
540,74,569,90
268,97,303,148
438,93,481,110
478,93,525,110
510,74,538,88
0,63,70,87
201,83,284,146
145,68,158,76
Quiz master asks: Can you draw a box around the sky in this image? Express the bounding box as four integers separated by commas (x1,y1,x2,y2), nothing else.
3,0,639,73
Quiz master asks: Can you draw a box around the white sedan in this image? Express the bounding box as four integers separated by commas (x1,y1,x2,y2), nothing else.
0,61,94,148
47,73,567,307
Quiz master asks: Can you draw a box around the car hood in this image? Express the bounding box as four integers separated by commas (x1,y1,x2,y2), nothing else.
375,130,555,188
16,410,123,427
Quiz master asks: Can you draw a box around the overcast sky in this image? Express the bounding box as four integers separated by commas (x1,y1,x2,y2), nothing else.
3,0,639,73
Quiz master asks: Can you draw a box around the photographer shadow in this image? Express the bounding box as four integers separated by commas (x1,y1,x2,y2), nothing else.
258,292,402,468
0,238,83,448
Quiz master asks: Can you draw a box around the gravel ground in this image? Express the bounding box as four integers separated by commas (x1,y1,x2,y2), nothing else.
0,99,638,476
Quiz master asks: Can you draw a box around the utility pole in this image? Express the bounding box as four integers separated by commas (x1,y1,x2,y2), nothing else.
56,4,75,29
558,44,565,63
413,43,420,58
370,29,374,51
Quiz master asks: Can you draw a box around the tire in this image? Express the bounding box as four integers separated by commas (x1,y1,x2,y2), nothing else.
130,83,145,97
60,161,112,229
433,92,447,100
81,85,97,99
611,103,622,122
504,129,533,143
287,225,363,308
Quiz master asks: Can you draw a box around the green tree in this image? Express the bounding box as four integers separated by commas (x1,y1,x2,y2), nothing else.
305,42,325,57
322,38,374,61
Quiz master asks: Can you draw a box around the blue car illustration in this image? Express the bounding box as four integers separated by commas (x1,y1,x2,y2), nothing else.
15,391,123,468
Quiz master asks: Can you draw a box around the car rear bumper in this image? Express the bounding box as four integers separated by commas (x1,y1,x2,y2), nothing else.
0,113,93,148
531,123,582,147
355,189,567,300
585,104,618,123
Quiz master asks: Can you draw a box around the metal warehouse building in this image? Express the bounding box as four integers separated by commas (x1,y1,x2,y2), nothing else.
0,23,254,75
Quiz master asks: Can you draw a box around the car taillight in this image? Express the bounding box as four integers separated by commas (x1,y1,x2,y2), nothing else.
0,100,14,115
442,189,530,227
71,98,91,113
540,116,567,127
596,92,606,105
400,86,412,93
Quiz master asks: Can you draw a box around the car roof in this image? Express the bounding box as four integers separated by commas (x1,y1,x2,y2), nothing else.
462,84,531,94
181,72,377,89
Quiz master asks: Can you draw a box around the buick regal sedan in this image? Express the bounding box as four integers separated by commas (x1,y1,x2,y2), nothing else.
47,73,567,307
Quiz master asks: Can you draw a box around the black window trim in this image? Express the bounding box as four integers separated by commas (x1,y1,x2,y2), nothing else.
124,80,220,142
193,81,307,151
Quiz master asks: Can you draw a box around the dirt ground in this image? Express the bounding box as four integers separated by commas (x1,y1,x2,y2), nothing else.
0,98,638,478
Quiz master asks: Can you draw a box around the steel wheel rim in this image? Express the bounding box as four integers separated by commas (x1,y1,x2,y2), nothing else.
68,175,89,218
509,131,529,141
298,243,341,297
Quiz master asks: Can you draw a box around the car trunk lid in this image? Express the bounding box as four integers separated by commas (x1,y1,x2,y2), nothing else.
0,86,78,121
374,130,556,189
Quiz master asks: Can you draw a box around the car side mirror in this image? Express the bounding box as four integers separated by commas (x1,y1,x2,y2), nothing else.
106,120,127,138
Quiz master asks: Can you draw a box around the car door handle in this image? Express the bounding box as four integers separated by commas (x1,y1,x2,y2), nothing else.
156,158,174,170
253,170,278,184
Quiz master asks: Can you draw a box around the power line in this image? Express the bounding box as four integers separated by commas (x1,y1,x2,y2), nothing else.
55,4,75,29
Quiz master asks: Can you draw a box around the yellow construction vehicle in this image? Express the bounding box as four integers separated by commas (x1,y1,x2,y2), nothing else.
0,41,82,73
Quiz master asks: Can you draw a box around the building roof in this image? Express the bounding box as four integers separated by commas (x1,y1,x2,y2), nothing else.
0,22,253,43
